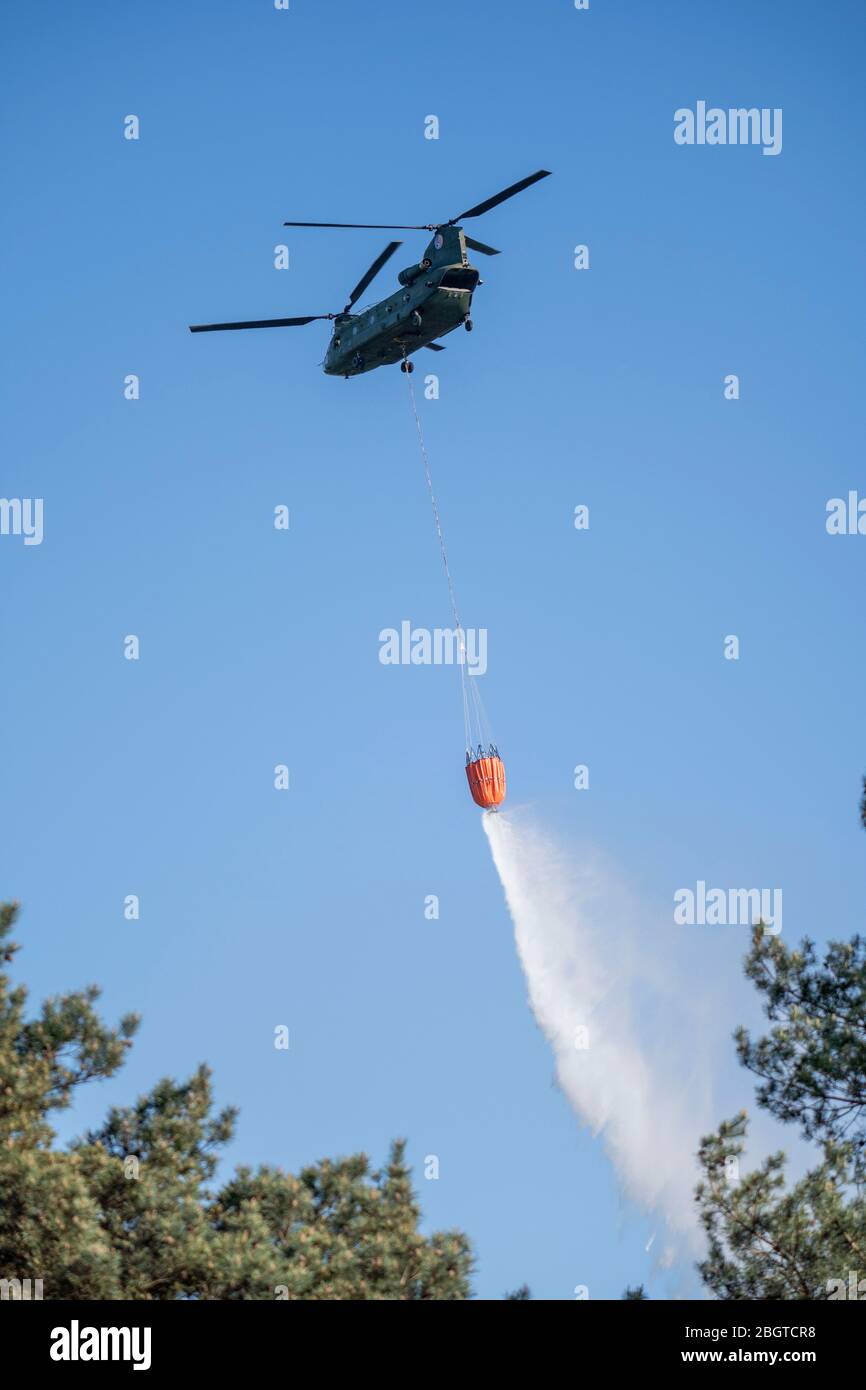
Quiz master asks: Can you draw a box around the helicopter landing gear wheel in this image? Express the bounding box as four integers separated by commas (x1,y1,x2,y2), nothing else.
400,358,414,373
464,317,473,332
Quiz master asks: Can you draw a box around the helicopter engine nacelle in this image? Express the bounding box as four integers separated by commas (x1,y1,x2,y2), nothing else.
397,259,432,287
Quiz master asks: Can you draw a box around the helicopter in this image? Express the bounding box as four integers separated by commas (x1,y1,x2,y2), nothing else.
189,170,551,378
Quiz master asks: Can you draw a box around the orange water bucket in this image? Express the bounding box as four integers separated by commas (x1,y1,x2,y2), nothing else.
465,754,506,809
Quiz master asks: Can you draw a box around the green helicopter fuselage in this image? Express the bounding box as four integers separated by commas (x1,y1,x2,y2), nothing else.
324,225,478,377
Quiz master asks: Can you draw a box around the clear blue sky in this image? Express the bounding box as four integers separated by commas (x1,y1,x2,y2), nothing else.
2,0,864,1299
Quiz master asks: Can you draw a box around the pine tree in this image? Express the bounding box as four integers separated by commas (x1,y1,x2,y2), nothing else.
0,901,138,1296
696,785,866,1298
0,901,472,1299
735,932,866,1172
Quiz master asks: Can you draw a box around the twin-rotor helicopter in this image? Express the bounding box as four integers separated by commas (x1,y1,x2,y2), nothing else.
190,169,551,378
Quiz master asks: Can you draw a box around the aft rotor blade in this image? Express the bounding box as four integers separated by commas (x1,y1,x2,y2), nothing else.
189,316,330,332
464,235,500,257
454,169,551,222
345,240,403,311
284,221,427,230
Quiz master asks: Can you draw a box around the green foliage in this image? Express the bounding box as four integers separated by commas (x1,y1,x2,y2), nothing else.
735,930,866,1169
621,1284,649,1299
0,901,472,1299
213,1143,470,1300
696,784,866,1300
0,901,138,1296
697,1120,863,1299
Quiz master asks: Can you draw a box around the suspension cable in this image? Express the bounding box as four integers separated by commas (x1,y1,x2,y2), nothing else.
404,357,489,754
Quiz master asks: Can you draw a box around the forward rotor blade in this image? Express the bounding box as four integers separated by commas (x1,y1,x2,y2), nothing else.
345,240,403,311
464,235,500,257
284,221,427,230
189,316,330,332
425,343,446,351
454,169,551,222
